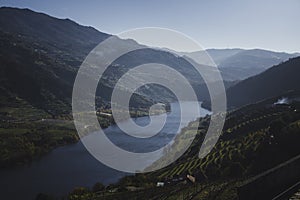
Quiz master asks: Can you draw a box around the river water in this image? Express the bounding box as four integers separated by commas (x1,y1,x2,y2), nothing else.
0,101,210,199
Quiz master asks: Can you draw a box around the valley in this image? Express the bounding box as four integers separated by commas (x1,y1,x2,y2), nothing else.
0,5,299,200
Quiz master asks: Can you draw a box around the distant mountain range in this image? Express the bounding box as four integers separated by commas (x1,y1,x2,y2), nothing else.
175,49,299,81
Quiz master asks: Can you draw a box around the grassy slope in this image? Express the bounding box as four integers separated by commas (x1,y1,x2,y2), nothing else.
65,98,300,200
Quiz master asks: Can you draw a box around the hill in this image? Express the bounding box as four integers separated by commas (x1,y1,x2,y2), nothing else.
0,7,109,59
218,49,299,80
0,7,170,118
0,7,227,115
182,48,299,81
0,7,150,167
0,7,225,167
65,96,300,200
226,56,300,108
183,48,243,66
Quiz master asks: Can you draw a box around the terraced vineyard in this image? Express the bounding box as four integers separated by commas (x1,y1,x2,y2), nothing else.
65,98,300,200
148,101,299,181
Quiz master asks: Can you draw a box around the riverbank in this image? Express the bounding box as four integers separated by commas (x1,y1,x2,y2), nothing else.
0,119,78,168
0,101,208,200
0,104,170,169
63,100,300,200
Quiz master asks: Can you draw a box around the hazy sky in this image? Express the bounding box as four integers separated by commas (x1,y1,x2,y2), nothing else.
1,0,299,53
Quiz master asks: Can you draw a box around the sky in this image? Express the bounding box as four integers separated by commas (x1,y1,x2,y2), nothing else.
1,0,299,53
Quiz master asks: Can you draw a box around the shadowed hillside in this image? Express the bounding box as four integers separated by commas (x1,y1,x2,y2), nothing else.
227,56,300,108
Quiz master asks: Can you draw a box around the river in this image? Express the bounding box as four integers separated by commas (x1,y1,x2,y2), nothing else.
0,101,210,199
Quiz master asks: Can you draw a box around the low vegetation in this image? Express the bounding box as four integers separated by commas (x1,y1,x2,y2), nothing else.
61,99,300,200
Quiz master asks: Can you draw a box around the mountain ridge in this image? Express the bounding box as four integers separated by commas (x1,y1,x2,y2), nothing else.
226,56,300,108
179,48,299,81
